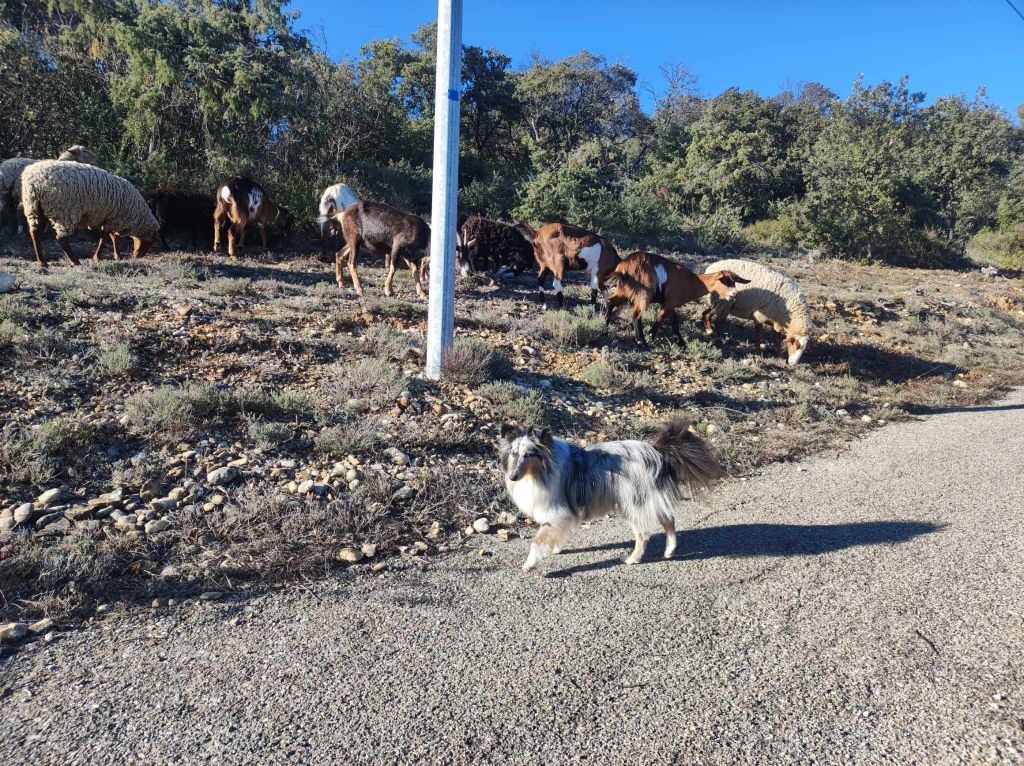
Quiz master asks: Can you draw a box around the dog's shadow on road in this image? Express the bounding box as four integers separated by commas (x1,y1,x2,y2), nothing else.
545,520,944,578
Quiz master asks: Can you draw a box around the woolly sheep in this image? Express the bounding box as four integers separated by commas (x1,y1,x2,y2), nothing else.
704,258,813,365
57,145,101,165
21,160,159,266
1,146,100,231
0,157,37,224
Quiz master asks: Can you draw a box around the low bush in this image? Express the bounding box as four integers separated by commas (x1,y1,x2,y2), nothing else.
441,337,513,386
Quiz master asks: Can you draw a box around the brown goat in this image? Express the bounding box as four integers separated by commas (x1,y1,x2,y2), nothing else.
528,223,620,309
604,251,751,347
335,201,470,299
212,177,293,258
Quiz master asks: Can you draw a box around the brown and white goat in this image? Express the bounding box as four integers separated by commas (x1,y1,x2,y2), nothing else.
334,201,471,299
528,223,620,309
213,177,293,258
604,251,751,348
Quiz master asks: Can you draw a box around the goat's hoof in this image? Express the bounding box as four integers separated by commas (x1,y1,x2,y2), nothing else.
624,555,641,565
522,562,536,573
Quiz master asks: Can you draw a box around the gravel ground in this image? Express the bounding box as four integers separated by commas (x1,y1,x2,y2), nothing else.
3,390,1024,765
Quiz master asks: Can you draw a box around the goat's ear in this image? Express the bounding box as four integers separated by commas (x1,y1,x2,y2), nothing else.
732,272,752,284
466,238,477,248
500,423,518,443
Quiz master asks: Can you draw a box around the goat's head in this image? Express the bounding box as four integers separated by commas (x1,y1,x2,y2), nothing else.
704,270,751,301
276,206,296,235
455,230,476,276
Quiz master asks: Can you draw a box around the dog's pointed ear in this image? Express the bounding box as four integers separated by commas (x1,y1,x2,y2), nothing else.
528,426,553,446
500,423,518,443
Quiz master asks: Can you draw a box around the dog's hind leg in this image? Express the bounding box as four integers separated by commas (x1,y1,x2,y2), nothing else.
658,512,677,559
625,524,649,565
523,522,571,572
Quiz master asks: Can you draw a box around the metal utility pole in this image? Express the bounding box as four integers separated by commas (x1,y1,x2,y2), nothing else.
425,0,463,379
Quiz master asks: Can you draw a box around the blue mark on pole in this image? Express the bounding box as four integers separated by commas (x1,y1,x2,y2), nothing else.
447,89,460,101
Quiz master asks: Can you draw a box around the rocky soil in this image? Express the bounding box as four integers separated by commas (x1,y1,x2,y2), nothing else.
1,230,1023,632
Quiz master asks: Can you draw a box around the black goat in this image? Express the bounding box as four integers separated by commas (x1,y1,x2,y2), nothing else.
456,216,534,274
148,190,216,249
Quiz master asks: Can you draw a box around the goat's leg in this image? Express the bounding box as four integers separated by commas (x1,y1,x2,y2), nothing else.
632,307,648,348
212,216,221,252
258,223,269,254
56,235,79,266
28,226,46,267
236,221,247,257
405,260,425,303
415,258,429,300
702,305,717,336
226,224,235,259
348,243,364,296
551,265,566,310
670,310,685,345
536,267,551,303
111,234,123,261
589,269,601,313
604,294,627,328
335,245,348,289
383,246,400,297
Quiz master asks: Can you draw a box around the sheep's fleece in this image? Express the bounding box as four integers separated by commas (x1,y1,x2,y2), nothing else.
0,158,38,216
705,258,812,336
21,160,159,241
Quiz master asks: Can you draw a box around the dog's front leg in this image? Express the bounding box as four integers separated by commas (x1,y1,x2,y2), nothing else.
523,523,570,572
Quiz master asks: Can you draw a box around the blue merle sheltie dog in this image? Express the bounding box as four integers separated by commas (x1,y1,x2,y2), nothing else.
499,419,725,572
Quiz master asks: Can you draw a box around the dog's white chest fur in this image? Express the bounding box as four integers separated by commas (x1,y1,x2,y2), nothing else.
505,474,560,525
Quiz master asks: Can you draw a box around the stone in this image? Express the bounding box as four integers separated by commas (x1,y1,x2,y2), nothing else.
28,618,55,634
0,273,14,293
360,543,377,558
0,622,28,643
835,409,849,417
383,447,410,466
199,591,224,601
392,485,416,501
336,547,364,564
206,466,238,486
279,459,297,469
145,519,170,535
370,562,387,573
150,497,177,511
34,511,64,530
13,503,33,525
953,380,968,389
472,517,491,534
497,528,512,541
168,487,187,502
861,415,873,423
494,511,517,527
37,488,62,507
296,479,315,494
160,565,181,579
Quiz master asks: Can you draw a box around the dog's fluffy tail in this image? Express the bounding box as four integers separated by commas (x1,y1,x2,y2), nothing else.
651,418,726,498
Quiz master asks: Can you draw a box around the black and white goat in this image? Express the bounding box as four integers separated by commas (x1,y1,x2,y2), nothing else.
212,177,294,258
318,182,360,256
456,215,534,274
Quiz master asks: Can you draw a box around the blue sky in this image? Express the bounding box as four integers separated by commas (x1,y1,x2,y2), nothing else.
291,0,1023,118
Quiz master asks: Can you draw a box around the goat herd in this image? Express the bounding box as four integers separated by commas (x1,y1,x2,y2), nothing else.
0,152,812,364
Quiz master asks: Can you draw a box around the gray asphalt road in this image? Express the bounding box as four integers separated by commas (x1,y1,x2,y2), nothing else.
4,391,1024,766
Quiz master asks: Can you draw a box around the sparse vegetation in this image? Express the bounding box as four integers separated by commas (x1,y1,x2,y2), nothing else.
441,337,513,386
1,242,1022,623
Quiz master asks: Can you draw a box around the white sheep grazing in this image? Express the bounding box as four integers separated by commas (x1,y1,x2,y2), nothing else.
21,160,159,266
0,158,37,222
703,258,813,365
57,145,101,165
317,182,360,251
